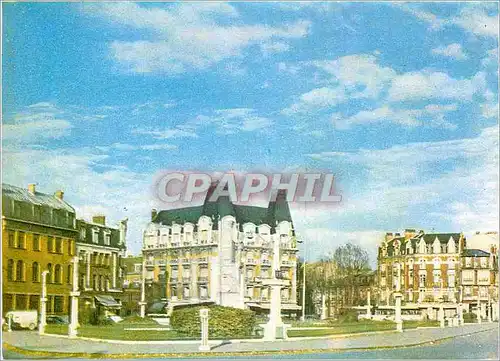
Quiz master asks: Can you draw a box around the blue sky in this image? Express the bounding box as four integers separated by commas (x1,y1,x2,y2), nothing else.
2,1,499,263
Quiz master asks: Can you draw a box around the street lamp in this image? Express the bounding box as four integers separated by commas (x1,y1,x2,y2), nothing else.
39,270,49,335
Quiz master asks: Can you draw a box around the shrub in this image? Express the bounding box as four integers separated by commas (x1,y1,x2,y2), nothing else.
332,309,359,324
170,305,256,338
463,311,477,323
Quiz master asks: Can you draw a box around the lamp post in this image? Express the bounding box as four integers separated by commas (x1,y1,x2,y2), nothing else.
39,270,49,335
68,256,80,338
139,258,147,318
298,237,306,322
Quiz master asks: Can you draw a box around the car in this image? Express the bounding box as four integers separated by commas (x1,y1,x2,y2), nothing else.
5,310,38,330
46,315,68,324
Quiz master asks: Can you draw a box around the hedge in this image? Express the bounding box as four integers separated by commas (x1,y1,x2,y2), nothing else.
170,305,256,338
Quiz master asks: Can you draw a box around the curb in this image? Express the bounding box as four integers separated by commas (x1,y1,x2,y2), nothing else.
3,326,497,359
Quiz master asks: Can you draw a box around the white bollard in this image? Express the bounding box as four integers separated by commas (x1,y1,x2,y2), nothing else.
7,314,12,332
199,309,210,352
394,293,403,332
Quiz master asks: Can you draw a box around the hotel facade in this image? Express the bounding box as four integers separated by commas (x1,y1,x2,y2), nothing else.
141,185,301,314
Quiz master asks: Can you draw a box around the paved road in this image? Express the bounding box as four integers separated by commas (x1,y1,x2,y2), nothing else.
2,323,498,359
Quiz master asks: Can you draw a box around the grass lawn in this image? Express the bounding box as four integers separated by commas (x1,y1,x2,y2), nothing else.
287,320,440,337
45,324,192,341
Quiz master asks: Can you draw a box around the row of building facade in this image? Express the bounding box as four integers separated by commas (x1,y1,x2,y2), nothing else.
2,183,127,317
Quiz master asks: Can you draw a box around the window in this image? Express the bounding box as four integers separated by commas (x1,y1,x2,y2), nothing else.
92,229,99,244
80,227,86,240
183,286,190,298
464,286,472,296
433,270,441,287
48,237,54,252
8,231,15,248
18,232,26,249
32,262,40,282
47,263,53,283
462,270,474,283
480,257,487,268
67,265,72,284
447,271,455,287
54,264,62,284
54,296,63,313
104,231,111,246
29,295,39,310
16,260,24,281
419,273,426,288
32,234,40,251
465,257,472,267
16,294,27,310
134,264,142,273
93,275,98,290
55,238,62,253
7,259,14,281
33,205,41,221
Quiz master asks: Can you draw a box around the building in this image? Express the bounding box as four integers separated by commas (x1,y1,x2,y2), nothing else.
460,246,498,317
376,229,499,321
2,183,77,316
75,216,127,317
121,255,143,316
141,184,301,314
377,229,465,306
123,255,143,288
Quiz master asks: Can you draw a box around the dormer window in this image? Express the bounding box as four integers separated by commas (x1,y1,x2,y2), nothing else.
103,230,111,246
80,227,86,241
92,228,99,244
433,238,441,254
447,238,456,253
418,240,426,254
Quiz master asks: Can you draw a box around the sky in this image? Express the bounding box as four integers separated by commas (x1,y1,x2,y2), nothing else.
2,1,499,265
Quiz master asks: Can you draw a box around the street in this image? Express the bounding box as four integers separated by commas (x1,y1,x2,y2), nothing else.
2,325,498,359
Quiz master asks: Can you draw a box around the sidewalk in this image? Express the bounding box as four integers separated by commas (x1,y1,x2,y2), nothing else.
2,323,498,358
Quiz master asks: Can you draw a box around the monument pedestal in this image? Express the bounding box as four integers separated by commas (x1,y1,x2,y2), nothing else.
261,278,290,341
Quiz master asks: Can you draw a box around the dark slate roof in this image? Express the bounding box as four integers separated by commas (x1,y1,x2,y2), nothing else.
463,249,490,257
2,183,74,212
422,233,461,243
153,185,293,231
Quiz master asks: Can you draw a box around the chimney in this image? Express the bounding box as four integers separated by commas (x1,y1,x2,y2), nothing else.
28,184,36,194
92,215,106,225
151,208,158,221
54,190,64,200
404,229,416,239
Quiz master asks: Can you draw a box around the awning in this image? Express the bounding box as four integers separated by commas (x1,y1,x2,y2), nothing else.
247,303,302,311
95,295,121,308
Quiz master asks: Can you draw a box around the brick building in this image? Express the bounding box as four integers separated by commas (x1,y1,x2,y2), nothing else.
2,183,77,316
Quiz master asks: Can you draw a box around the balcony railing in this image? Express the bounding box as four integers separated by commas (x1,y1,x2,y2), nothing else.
170,259,179,265
261,259,271,266
197,257,208,264
198,277,209,283
246,259,256,265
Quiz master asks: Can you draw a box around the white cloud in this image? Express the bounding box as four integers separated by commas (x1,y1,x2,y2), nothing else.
332,103,460,129
453,6,499,38
89,2,310,74
432,43,468,60
132,127,198,139
302,126,498,259
97,143,178,152
388,71,486,102
2,146,160,255
196,108,273,134
397,3,499,38
260,41,290,55
481,101,499,118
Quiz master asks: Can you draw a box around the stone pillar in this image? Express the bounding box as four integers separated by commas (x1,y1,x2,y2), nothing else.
394,292,403,332
487,296,492,323
86,252,91,289
198,309,210,352
439,304,445,328
458,303,464,326
320,293,327,320
68,256,80,338
477,292,482,324
492,301,499,321
39,270,49,335
367,290,372,318
112,253,117,289
139,259,147,318
7,314,12,332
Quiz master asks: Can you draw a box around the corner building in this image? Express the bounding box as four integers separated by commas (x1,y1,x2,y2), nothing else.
142,185,300,314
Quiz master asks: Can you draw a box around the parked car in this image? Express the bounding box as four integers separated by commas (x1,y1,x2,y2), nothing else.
46,315,68,324
5,310,38,330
